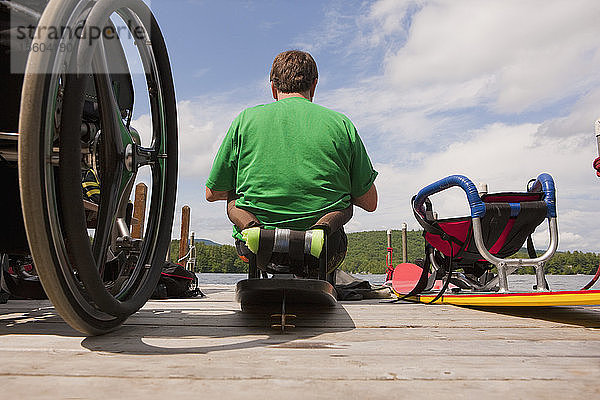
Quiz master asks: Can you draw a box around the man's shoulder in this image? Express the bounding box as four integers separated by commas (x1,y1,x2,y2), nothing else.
310,101,349,119
311,103,358,135
295,100,356,128
227,104,270,129
238,103,269,117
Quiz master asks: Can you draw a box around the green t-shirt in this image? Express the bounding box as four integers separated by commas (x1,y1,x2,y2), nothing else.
206,97,378,237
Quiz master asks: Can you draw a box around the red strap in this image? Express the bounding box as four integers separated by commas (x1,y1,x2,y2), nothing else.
161,272,193,280
593,156,600,177
488,218,516,254
385,265,395,282
581,260,600,290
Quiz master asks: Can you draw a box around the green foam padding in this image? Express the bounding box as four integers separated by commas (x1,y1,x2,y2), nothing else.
241,227,261,254
310,229,324,258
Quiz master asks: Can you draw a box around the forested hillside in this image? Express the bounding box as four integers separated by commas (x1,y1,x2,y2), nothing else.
170,240,246,273
171,230,599,275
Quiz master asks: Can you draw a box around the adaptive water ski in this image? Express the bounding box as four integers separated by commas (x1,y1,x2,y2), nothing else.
412,289,600,306
235,277,337,311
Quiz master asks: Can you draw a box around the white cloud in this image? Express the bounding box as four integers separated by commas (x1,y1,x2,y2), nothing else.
537,88,600,138
319,0,600,144
176,99,236,178
382,0,600,113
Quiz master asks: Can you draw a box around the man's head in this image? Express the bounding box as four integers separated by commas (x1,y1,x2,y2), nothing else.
270,50,318,100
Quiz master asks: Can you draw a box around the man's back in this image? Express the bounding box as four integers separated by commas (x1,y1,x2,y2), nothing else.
206,49,377,245
207,96,376,232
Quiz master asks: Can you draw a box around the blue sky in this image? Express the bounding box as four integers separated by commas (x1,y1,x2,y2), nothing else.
132,0,600,252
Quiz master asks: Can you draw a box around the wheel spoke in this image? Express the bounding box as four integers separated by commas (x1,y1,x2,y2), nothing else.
92,38,134,155
91,38,135,269
92,165,127,270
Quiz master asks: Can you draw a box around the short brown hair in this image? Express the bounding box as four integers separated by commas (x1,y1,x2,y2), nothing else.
270,50,318,94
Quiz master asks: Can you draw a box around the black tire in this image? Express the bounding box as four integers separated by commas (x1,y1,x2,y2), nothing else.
19,0,177,335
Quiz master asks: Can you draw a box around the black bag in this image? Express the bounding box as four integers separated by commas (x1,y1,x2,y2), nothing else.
151,262,204,299
1,255,47,302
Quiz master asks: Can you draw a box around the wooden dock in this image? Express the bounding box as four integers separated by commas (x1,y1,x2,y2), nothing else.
1,284,599,399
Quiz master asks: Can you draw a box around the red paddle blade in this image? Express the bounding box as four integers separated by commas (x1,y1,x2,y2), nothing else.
391,263,424,294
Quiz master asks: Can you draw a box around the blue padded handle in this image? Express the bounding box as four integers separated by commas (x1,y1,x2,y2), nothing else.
413,175,486,218
528,173,557,218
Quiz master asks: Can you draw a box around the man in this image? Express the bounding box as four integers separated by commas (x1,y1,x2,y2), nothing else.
206,50,377,275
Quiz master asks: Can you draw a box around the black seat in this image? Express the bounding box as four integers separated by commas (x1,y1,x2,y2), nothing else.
227,200,352,312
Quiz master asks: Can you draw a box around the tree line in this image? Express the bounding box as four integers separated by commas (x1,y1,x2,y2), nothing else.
170,240,246,273
171,230,599,275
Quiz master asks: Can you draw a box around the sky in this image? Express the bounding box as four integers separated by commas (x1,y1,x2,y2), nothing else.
132,0,600,252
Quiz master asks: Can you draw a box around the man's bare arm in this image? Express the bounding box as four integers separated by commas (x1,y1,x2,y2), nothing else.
206,187,230,202
352,184,378,212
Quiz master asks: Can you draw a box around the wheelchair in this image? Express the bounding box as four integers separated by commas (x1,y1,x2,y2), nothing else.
0,0,177,335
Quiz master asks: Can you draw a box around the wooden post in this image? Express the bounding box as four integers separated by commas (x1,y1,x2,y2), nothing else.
131,183,147,239
179,205,190,261
401,223,408,263
385,229,394,281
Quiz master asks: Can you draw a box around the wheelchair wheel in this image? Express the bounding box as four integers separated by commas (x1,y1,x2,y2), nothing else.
18,0,177,335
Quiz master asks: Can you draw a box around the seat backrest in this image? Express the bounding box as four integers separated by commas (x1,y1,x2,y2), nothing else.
421,192,547,262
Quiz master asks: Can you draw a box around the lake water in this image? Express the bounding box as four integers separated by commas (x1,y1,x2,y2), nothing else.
196,272,598,292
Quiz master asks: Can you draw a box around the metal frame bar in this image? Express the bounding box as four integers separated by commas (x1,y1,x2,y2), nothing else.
472,217,558,292
428,249,488,291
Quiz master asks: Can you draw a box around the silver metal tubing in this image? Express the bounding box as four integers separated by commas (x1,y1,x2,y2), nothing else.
473,217,558,291
497,262,509,292
0,132,19,140
429,251,488,291
115,217,131,238
534,263,549,291
482,264,520,291
451,272,485,291
473,217,558,266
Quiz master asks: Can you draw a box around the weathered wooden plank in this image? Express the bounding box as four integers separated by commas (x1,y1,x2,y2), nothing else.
1,347,598,379
1,285,599,399
3,376,598,400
